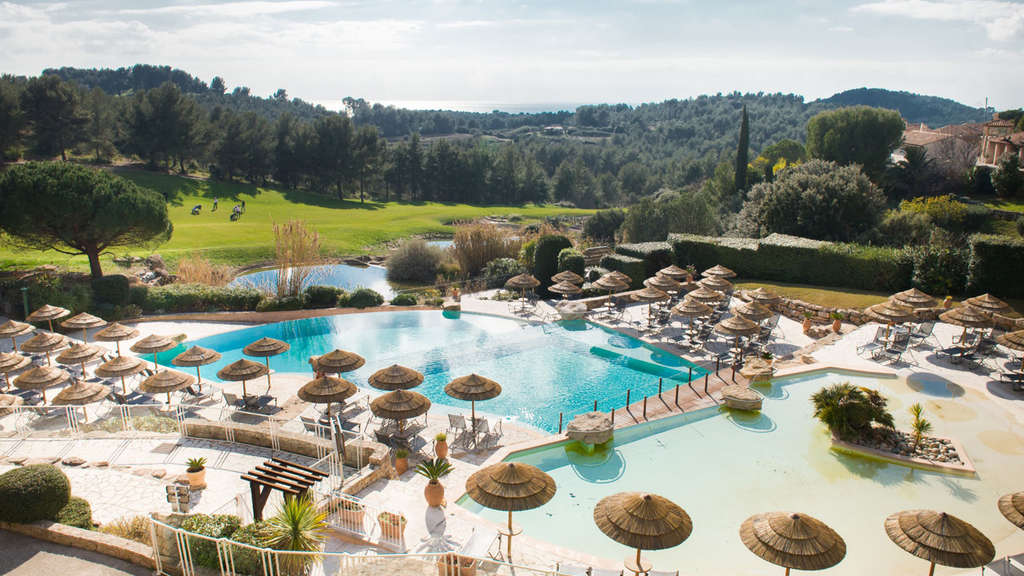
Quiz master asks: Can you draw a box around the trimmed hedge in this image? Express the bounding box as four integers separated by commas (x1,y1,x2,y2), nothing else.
391,293,417,306
55,496,93,529
557,248,585,278
255,295,304,312
483,257,521,288
137,283,263,313
599,254,645,288
968,234,1024,298
614,242,674,278
91,274,131,305
304,285,344,308
532,235,572,292
228,521,269,576
348,288,384,309
0,465,71,523
181,514,243,569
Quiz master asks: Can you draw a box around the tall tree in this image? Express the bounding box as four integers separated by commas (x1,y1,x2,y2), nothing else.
353,125,383,202
806,106,904,180
735,105,749,192
0,77,24,160
209,76,226,96
20,75,89,161
311,114,354,199
126,82,204,171
0,162,172,277
84,87,117,163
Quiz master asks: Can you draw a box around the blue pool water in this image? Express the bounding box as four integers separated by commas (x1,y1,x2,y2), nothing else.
161,311,707,431
229,264,395,299
426,239,453,250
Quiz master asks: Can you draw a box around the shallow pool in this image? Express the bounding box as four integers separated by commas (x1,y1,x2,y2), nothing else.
162,311,707,432
462,370,1024,574
229,263,395,298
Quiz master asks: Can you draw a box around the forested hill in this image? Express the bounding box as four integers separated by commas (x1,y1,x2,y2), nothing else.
815,88,989,126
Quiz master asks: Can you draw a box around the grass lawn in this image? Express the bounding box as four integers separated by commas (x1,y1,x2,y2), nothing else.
982,196,1024,214
734,280,891,309
0,170,594,272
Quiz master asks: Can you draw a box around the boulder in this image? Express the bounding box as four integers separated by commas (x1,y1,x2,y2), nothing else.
566,411,614,445
721,385,763,411
556,301,587,321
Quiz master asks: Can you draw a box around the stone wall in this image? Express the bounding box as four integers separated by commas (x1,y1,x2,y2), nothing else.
0,520,155,570
182,419,331,459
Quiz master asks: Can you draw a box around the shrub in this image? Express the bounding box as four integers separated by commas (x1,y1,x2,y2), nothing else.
556,248,585,277
141,284,263,313
181,514,242,569
1018,216,1024,238
863,210,934,247
910,244,968,296
273,219,322,298
91,274,131,305
993,153,1023,198
968,234,1024,298
599,254,645,288
518,238,537,270
391,293,417,306
900,195,968,232
584,266,608,282
227,522,269,576
303,285,343,308
176,254,233,286
614,242,674,278
24,275,92,318
55,496,92,529
99,516,151,544
0,465,71,523
483,257,521,288
452,224,521,276
255,295,304,312
259,497,327,576
348,288,384,309
811,383,894,441
583,209,625,242
532,235,572,291
387,239,444,283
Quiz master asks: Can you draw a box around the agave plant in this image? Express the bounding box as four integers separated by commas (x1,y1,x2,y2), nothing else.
909,403,933,450
811,382,894,441
415,458,454,484
185,457,207,472
259,495,328,575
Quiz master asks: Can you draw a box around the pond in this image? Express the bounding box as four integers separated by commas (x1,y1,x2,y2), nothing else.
229,263,396,299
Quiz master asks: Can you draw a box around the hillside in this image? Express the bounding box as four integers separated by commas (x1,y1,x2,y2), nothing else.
815,88,989,127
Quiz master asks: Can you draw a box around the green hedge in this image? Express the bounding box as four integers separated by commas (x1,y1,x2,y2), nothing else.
55,496,93,529
303,285,344,308
348,288,384,308
557,248,585,277
391,293,417,306
0,465,71,523
181,514,243,569
968,234,1024,298
137,284,263,313
614,242,674,278
599,254,645,288
91,274,131,306
532,235,572,292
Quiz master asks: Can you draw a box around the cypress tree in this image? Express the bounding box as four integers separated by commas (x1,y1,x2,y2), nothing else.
735,105,749,192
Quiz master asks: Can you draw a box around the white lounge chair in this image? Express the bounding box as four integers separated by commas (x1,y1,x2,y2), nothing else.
448,414,471,448
459,527,498,561
475,417,502,449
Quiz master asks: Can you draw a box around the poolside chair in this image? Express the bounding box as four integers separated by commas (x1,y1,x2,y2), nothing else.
476,417,502,449
857,327,887,355
999,371,1024,391
447,414,471,448
243,394,277,412
908,321,935,347
180,385,215,405
554,563,623,576
300,416,332,439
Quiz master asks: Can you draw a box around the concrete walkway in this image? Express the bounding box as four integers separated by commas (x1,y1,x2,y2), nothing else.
0,529,151,576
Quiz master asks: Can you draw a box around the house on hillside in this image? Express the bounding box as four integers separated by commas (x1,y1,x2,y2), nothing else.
894,121,981,170
977,114,1024,167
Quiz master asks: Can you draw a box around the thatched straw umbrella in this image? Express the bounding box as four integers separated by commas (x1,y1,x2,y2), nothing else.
0,393,24,416
243,337,290,392
608,270,632,285
884,510,994,576
130,334,177,372
551,270,584,285
60,312,107,343
368,364,424,391
445,373,502,434
370,389,430,436
747,287,782,305
0,320,33,352
172,346,222,390
702,264,736,279
217,359,269,397
716,315,761,357
997,330,1024,377
55,343,103,379
698,276,733,294
26,304,70,333
94,322,139,356
51,378,110,419
298,375,357,415
733,300,773,323
965,293,1014,317
464,462,556,560
644,274,682,293
657,265,689,281
594,274,629,295
20,332,67,366
998,492,1024,529
867,301,916,339
892,288,937,310
632,286,669,325
685,286,725,305
939,305,992,343
13,365,69,403
548,281,582,298
594,492,692,575
671,299,712,340
505,273,540,309
740,511,846,575
95,355,146,395
140,369,196,404
0,352,31,390
312,349,366,374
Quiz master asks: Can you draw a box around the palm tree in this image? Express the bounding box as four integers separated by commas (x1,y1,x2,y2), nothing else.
259,495,328,575
811,382,894,441
909,403,932,450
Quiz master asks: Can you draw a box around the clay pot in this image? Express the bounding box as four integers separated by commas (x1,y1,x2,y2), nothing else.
337,501,365,529
437,553,476,576
186,468,206,489
425,480,445,508
395,456,408,476
943,296,953,309
435,439,449,460
802,317,813,334
832,319,842,333
377,513,407,541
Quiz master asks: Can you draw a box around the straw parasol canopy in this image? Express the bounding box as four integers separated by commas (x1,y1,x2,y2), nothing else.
505,273,540,290
594,492,692,574
997,330,1024,352
939,305,993,343
243,337,290,390
369,389,431,421
740,511,847,575
747,287,782,305
551,270,584,285
867,301,916,325
217,359,269,397
632,286,668,302
685,286,725,305
609,270,632,285
715,315,761,338
26,304,70,332
368,364,424,391
20,331,67,365
702,264,736,279
698,276,733,293
172,345,222,388
548,280,582,296
95,355,146,394
0,352,31,389
51,378,110,410
13,365,69,402
140,369,196,404
672,299,713,319
733,300,773,322
0,393,24,416
965,293,1014,317
130,334,178,371
94,322,140,356
657,265,689,281
885,510,994,574
892,288,937,309
312,349,366,374
998,492,1024,529
594,274,629,293
297,376,357,411
0,320,33,352
60,312,107,342
445,373,502,431
465,462,556,559
644,274,683,292
55,343,103,377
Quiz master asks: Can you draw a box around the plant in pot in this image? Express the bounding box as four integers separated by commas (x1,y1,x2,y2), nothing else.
802,311,814,334
185,457,207,489
830,312,843,334
259,495,327,575
377,511,407,541
943,295,953,309
394,449,409,476
336,497,365,529
684,264,697,283
434,432,449,460
760,350,774,365
416,458,454,508
437,552,476,576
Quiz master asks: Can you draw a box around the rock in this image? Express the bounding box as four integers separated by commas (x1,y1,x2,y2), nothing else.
91,461,109,468
8,456,27,465
566,412,614,445
131,468,151,476
151,469,167,479
173,475,190,485
555,301,587,321
62,456,86,467
722,385,763,411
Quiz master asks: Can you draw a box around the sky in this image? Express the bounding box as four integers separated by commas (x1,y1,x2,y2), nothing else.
1,0,1022,111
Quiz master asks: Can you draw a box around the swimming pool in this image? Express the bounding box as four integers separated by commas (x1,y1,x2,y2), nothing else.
163,311,708,432
229,264,396,298
461,370,1024,574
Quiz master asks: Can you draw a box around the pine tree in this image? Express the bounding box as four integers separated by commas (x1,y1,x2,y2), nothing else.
735,105,749,192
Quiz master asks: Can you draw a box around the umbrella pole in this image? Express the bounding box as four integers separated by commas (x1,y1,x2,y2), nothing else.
82,328,88,343
10,336,16,352
507,509,513,560
785,568,790,576
242,379,248,397
928,561,935,576
153,352,159,373
167,392,172,405
635,548,642,573
196,366,202,391
265,357,272,392
471,401,476,435
45,351,51,366
120,376,127,395
47,319,54,333
115,341,121,356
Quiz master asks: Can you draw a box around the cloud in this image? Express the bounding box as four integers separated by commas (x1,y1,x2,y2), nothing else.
828,25,855,32
852,0,1024,41
116,1,336,17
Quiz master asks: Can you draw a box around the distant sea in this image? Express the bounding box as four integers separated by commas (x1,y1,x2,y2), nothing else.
313,99,588,114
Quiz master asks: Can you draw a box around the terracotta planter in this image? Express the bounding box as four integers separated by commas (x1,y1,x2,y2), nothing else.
377,513,407,541
435,440,449,460
832,319,842,333
802,318,813,334
943,296,953,309
186,468,206,489
337,502,365,529
424,481,445,508
437,553,476,576
395,457,408,476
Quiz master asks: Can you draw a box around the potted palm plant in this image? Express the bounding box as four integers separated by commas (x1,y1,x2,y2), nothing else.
434,432,449,460
394,449,409,476
802,311,814,334
186,457,207,489
259,495,327,575
377,511,407,541
437,552,476,576
416,458,454,508
685,264,696,283
830,312,843,333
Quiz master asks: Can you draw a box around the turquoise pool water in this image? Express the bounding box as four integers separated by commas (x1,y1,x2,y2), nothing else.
463,370,1024,575
229,264,396,298
162,311,708,432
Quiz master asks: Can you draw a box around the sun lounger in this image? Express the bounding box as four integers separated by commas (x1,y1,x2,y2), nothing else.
476,417,502,449
301,416,332,439
448,413,472,448
648,570,680,576
857,327,886,355
222,391,244,409
243,394,277,412
908,321,935,346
